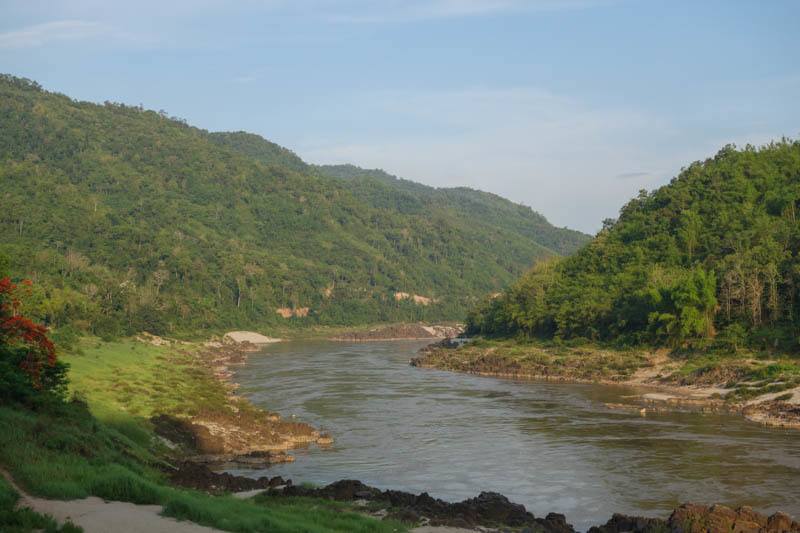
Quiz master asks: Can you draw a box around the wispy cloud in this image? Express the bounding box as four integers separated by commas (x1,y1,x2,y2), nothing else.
0,20,109,49
298,86,679,231
325,0,606,22
616,171,650,179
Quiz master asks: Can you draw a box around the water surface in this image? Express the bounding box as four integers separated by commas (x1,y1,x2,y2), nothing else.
230,340,800,530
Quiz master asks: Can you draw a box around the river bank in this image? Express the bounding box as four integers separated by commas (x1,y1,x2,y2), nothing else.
410,338,800,429
268,478,800,532
330,323,464,342
229,338,800,530
14,333,795,531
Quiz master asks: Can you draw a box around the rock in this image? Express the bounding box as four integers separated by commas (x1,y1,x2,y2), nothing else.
166,460,289,492
190,451,294,467
316,433,334,446
767,511,797,531
386,507,422,524
223,331,281,345
536,512,576,533
332,323,464,342
587,512,668,532
150,414,230,454
668,503,800,533
271,480,800,532
448,491,535,527
274,480,573,531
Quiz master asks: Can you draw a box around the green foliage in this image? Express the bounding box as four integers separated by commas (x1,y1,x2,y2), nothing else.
0,74,588,337
470,140,800,353
0,345,69,407
0,395,405,533
646,268,717,347
0,477,82,532
316,164,590,256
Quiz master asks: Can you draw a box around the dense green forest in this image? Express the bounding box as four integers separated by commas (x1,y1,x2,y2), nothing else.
0,74,588,338
315,165,588,257
468,141,800,353
205,134,588,256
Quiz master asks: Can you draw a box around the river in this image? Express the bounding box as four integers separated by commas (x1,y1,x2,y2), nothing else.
229,340,800,530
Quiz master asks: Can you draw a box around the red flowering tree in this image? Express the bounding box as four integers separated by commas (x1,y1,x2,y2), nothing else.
1,277,65,402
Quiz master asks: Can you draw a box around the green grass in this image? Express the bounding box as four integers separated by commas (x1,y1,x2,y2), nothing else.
0,338,409,532
165,493,404,533
0,475,82,532
64,338,228,420
424,338,800,402
672,352,800,400
423,337,650,381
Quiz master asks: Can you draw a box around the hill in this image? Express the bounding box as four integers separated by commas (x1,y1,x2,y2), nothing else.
0,74,588,337
467,140,800,353
314,164,589,256
204,135,589,257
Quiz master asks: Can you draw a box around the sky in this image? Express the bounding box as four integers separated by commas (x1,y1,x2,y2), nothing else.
1,0,798,233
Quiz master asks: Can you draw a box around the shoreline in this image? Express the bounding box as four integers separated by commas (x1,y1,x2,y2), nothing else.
137,333,333,472
145,323,462,471
266,478,800,532
410,339,800,430
328,323,465,342
134,331,800,531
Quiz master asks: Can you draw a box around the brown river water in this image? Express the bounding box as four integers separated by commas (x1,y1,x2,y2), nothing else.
229,340,800,530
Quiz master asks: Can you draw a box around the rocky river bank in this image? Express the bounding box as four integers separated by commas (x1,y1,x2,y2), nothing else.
144,334,332,471
330,323,464,342
268,478,800,532
411,338,800,430
145,333,800,531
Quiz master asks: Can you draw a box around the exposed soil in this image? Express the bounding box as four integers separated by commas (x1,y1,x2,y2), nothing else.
331,323,464,342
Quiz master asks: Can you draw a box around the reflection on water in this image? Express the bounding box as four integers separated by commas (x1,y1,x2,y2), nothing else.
229,340,800,530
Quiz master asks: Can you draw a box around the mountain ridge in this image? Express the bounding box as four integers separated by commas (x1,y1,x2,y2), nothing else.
0,73,589,337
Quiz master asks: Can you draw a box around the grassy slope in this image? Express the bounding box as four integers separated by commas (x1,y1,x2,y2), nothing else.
0,340,407,533
65,339,228,420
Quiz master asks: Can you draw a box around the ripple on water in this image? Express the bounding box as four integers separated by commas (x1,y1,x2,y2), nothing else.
229,340,800,531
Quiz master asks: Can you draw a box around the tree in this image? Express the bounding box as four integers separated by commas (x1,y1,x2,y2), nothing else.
1,276,66,403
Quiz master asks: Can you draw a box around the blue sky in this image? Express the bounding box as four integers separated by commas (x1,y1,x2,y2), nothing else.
1,0,798,233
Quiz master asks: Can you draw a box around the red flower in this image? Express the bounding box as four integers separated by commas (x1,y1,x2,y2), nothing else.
0,277,56,388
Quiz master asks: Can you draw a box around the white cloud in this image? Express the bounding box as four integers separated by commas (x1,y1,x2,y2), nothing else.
0,20,110,49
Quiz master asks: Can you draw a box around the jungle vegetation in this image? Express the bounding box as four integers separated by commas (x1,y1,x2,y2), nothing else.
467,140,800,354
0,74,588,338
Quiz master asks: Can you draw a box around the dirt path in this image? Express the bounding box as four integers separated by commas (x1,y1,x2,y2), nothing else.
2,471,220,533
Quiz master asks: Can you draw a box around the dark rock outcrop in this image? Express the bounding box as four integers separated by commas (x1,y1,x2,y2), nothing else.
276,480,573,531
167,461,289,492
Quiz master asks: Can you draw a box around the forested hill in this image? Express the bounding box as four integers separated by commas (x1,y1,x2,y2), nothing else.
0,74,588,337
468,140,800,353
204,134,589,256
315,165,589,256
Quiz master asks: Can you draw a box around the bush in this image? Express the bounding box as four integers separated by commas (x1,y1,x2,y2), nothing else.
89,466,164,505
0,346,69,407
